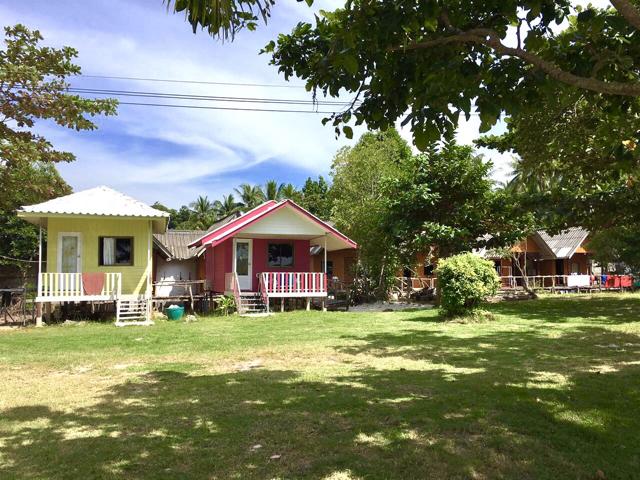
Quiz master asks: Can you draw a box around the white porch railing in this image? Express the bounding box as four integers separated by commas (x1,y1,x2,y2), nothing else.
37,272,122,301
259,272,327,298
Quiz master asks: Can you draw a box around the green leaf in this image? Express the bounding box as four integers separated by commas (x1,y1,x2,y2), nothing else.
343,125,353,139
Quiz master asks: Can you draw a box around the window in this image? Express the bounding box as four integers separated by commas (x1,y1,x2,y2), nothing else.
99,237,133,266
268,243,293,267
321,260,334,276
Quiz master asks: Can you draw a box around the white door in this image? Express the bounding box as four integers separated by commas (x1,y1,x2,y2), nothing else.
234,239,253,291
58,233,81,273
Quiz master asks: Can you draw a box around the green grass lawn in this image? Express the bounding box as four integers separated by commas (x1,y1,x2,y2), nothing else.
1,294,639,479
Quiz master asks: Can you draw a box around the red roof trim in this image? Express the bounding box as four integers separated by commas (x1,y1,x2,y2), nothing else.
188,199,357,249
189,200,278,248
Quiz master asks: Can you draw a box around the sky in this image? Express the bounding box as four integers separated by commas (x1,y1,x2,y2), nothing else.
1,0,611,208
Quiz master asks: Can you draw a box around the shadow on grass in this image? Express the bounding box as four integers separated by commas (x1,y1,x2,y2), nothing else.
487,294,640,324
1,297,640,479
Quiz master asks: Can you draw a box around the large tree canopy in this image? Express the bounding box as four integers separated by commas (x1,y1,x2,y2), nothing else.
0,24,116,268
266,1,640,147
169,1,640,149
0,25,117,171
383,143,533,262
330,129,411,294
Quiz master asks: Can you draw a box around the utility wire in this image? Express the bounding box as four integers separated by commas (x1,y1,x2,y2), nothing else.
66,86,353,106
79,74,306,89
117,101,338,114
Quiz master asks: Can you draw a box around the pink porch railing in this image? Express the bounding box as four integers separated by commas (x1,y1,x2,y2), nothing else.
224,272,243,313
259,272,327,298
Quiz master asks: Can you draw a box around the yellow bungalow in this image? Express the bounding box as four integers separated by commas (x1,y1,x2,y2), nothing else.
17,186,169,326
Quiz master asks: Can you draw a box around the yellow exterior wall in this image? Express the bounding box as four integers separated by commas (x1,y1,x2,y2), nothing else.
46,217,152,295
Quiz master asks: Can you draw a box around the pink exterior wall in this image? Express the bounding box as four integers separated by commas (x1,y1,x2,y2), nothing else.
206,241,233,293
204,237,311,292
251,238,310,291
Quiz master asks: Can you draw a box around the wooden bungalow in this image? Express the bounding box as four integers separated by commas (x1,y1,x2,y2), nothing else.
17,186,169,326
189,200,357,313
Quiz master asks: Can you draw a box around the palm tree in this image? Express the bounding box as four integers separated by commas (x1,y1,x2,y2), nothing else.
234,183,265,211
213,194,241,219
263,179,284,201
189,195,215,229
279,183,300,202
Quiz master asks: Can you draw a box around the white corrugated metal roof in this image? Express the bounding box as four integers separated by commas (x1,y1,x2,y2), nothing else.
19,186,169,218
537,228,589,259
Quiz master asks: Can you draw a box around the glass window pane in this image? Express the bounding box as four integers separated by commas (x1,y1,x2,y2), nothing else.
236,242,249,275
280,244,293,267
115,238,132,265
268,243,293,267
61,236,78,272
268,244,280,267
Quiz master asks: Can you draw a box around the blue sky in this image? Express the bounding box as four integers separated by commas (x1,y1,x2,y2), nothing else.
5,0,607,207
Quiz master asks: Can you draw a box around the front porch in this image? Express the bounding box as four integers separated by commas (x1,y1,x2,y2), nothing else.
226,271,328,314
35,272,152,325
36,272,122,302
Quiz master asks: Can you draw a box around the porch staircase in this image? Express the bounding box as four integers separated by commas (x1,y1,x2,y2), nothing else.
238,292,267,315
116,297,152,325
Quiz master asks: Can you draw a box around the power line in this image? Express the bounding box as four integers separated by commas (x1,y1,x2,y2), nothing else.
79,74,306,89
117,101,338,114
66,86,353,106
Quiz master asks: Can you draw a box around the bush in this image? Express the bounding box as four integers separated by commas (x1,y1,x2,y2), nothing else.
215,295,236,316
435,253,500,317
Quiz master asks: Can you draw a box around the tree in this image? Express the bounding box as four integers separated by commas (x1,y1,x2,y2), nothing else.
263,1,640,149
588,226,640,273
234,183,265,210
331,129,412,296
188,195,216,229
165,0,275,41
0,25,117,172
299,176,332,219
0,24,115,270
0,162,70,269
384,143,527,264
262,179,284,201
213,194,241,219
278,183,301,202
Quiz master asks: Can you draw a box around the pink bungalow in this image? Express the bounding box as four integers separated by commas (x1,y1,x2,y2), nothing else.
189,200,357,313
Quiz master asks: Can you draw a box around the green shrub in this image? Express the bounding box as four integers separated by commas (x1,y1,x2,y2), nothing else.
215,295,237,316
436,253,500,317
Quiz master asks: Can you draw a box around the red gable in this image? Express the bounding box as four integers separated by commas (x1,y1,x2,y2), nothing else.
189,199,357,250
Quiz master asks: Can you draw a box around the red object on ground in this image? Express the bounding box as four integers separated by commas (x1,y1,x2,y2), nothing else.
82,272,105,295
621,275,633,287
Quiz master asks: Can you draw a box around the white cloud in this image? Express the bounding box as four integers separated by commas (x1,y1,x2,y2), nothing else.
0,0,617,205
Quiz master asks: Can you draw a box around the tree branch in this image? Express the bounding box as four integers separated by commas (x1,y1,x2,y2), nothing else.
391,29,640,97
610,0,640,31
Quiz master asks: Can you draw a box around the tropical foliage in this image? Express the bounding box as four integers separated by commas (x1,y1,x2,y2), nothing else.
265,1,640,150
436,253,500,317
299,176,332,219
0,162,70,268
384,143,532,262
330,129,412,296
0,24,115,268
0,25,117,172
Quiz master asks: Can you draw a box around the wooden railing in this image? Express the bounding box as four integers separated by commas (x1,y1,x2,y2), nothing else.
225,272,243,313
259,272,327,298
38,272,122,300
395,274,635,292
501,274,634,289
